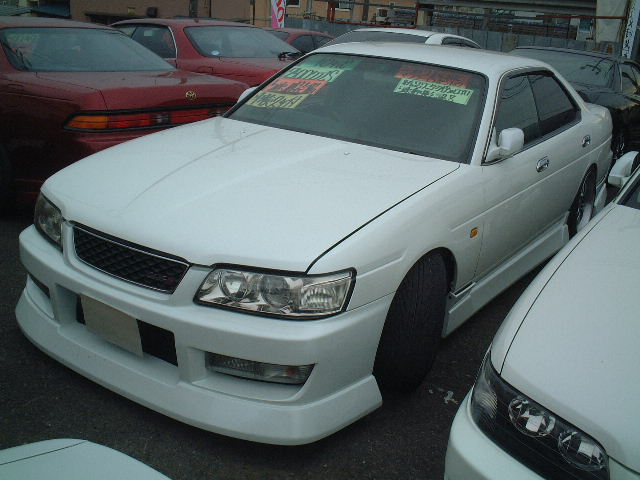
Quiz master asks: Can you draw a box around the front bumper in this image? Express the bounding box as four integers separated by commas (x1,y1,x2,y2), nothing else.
17,224,389,444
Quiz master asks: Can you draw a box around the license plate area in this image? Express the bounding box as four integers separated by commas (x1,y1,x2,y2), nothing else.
80,295,143,356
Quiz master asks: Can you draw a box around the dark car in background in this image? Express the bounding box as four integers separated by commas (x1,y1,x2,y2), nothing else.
113,18,300,86
0,17,247,209
263,27,333,54
512,46,640,161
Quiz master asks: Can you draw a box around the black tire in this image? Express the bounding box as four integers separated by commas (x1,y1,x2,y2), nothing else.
373,254,448,392
568,168,596,237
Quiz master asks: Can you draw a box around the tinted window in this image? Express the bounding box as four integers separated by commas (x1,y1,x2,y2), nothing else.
292,35,315,53
512,49,615,88
530,74,578,135
325,31,426,46
185,26,297,58
230,54,486,163
0,27,172,72
131,25,176,58
621,63,638,94
495,75,540,144
314,35,332,48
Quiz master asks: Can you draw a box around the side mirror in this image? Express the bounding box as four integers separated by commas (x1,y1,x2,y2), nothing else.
237,86,257,103
608,151,640,188
485,128,524,163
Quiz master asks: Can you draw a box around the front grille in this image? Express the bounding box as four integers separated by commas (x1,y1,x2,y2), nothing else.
73,225,189,293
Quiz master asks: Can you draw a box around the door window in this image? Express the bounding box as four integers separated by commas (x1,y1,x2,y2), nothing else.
529,73,578,136
292,35,315,53
621,63,639,94
494,75,540,144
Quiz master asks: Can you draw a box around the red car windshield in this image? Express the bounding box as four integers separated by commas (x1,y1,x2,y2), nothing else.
185,26,298,58
230,53,486,163
0,27,173,72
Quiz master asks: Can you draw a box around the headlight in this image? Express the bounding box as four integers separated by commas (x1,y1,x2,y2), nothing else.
34,193,63,249
195,267,354,319
471,353,608,479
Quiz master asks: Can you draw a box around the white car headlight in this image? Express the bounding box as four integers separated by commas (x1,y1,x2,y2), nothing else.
34,193,63,249
470,353,608,479
195,267,355,319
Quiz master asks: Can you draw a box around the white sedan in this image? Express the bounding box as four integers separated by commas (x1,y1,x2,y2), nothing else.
17,42,612,444
325,27,481,48
445,152,640,479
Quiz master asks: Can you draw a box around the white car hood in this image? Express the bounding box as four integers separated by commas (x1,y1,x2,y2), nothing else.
499,205,640,472
45,117,458,270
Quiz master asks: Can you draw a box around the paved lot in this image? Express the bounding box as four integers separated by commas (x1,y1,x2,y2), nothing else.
0,208,539,479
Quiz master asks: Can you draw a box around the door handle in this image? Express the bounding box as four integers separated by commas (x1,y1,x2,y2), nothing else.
536,157,550,173
582,135,591,148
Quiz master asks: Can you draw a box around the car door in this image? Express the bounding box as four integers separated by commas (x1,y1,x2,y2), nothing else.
475,70,586,278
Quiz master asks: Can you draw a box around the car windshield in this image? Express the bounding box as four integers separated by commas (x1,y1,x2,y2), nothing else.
229,53,486,162
513,49,614,88
0,27,172,72
185,26,298,58
325,30,427,46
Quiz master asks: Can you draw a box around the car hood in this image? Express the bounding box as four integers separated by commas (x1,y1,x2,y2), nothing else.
35,70,247,109
45,117,459,270
499,205,640,472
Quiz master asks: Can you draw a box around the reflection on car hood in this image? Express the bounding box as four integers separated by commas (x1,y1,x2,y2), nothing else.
500,205,640,472
35,70,246,109
45,117,459,270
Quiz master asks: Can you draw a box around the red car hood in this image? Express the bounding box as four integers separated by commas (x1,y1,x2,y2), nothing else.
35,70,247,110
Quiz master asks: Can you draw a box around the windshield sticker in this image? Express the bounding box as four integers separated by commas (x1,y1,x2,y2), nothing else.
395,64,472,89
282,56,362,83
246,91,309,109
265,77,327,95
394,78,474,105
282,65,346,82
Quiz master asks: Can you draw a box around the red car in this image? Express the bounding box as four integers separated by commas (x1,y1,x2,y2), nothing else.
264,27,334,54
113,18,299,87
0,17,248,209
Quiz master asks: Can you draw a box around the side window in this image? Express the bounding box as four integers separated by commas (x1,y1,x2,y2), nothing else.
621,63,639,94
530,73,578,136
460,39,480,48
495,75,540,144
131,25,176,59
116,26,136,37
291,35,314,54
314,35,332,48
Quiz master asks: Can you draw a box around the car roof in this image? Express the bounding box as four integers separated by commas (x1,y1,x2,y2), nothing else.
317,41,545,77
113,18,258,28
513,45,626,62
352,27,438,38
0,16,111,29
264,27,331,36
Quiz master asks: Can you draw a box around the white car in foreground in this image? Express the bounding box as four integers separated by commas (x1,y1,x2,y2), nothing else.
17,43,612,444
445,152,640,479
0,439,170,480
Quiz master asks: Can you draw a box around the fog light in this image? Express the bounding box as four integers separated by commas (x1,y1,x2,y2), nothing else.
206,353,314,385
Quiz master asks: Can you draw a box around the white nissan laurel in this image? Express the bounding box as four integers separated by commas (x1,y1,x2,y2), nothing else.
17,43,612,445
445,153,640,480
